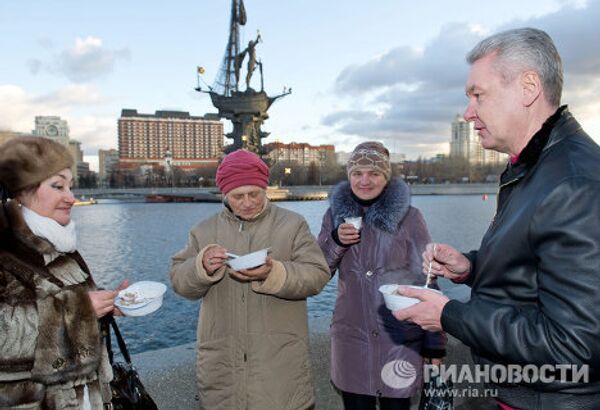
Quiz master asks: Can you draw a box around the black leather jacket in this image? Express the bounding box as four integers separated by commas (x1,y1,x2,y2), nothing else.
442,108,600,409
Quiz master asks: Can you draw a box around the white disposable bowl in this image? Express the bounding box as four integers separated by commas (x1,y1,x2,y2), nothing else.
379,284,440,311
115,281,167,317
227,248,269,271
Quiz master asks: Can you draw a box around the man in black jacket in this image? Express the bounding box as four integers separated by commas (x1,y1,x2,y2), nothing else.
394,27,600,409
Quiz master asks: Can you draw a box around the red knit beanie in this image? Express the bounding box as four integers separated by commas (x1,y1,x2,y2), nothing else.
216,149,270,194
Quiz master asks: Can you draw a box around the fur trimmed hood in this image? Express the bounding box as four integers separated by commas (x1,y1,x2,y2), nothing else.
329,178,411,233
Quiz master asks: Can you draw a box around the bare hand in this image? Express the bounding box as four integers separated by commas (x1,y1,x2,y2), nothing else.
337,223,360,245
89,289,119,318
392,286,450,332
89,279,129,318
229,257,273,282
203,245,228,275
422,243,470,281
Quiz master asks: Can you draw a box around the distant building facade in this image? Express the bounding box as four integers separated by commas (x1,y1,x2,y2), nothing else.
33,116,70,147
32,116,90,185
264,142,336,166
118,109,224,170
98,149,120,182
450,114,507,165
335,151,351,165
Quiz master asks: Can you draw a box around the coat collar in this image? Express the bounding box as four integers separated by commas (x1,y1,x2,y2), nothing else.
501,105,573,184
330,178,411,233
1,200,56,255
222,198,272,225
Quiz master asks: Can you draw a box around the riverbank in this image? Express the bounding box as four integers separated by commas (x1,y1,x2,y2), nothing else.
132,316,497,409
74,183,499,201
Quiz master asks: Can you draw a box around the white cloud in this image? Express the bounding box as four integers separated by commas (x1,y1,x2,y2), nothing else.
325,0,600,158
52,36,130,82
0,85,117,154
69,115,117,154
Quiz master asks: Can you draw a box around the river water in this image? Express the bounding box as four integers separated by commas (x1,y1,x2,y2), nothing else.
72,195,496,354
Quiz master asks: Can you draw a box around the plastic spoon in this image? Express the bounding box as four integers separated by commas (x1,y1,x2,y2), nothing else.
424,243,436,289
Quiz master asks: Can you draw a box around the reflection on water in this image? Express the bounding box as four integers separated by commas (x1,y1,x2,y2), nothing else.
73,195,496,354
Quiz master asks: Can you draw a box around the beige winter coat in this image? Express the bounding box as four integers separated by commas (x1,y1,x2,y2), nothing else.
170,201,330,410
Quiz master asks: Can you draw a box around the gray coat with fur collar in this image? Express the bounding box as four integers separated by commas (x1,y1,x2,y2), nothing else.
0,201,112,409
318,179,446,398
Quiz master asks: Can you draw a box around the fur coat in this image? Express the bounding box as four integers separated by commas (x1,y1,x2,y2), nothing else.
0,200,112,409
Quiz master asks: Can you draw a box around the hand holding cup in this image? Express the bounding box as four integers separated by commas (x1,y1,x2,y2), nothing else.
338,217,362,245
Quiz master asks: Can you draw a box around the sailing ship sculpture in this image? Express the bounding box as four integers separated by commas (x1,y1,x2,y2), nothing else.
195,0,290,154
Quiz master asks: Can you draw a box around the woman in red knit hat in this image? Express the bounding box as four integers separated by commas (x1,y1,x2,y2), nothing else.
170,149,330,410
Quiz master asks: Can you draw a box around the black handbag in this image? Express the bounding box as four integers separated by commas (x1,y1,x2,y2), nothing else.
101,315,158,410
419,373,453,410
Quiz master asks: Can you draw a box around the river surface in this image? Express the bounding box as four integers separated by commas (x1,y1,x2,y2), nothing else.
72,195,496,354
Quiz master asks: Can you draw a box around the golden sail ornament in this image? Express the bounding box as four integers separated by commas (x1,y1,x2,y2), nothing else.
194,0,290,154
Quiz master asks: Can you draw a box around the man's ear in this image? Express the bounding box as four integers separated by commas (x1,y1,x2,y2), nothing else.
521,70,542,107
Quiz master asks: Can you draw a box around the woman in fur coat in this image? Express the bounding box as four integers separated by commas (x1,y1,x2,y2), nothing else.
0,137,122,409
318,142,447,410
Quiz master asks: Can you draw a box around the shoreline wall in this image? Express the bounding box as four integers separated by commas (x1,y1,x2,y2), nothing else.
132,315,496,409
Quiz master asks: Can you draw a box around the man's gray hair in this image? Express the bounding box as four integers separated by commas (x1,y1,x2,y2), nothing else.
467,27,563,107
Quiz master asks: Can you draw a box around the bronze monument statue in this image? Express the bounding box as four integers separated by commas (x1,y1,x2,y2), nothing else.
195,0,290,154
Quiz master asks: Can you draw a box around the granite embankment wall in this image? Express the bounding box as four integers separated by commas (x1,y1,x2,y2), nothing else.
132,316,497,409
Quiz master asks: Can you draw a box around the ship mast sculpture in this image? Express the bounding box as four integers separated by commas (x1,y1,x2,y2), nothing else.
196,0,290,154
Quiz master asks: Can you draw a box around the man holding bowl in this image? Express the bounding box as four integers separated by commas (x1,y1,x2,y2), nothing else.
394,28,600,409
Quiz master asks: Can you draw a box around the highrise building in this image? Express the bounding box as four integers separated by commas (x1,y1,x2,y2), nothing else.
450,114,507,165
32,116,70,147
118,109,224,170
32,116,89,184
98,149,120,182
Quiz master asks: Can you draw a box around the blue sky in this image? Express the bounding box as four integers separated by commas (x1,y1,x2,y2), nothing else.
1,0,599,170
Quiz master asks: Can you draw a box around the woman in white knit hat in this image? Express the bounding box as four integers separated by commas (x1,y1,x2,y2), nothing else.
318,141,446,410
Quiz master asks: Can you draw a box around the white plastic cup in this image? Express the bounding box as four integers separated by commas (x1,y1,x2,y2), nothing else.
344,216,362,230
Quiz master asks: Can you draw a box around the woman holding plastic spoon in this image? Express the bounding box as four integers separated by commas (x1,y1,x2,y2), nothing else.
170,149,330,410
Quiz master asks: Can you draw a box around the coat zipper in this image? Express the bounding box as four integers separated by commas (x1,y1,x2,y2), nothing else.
492,176,522,227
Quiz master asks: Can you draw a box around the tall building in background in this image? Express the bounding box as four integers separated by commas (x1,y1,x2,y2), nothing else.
264,142,336,166
69,140,90,178
32,116,70,147
98,149,120,183
118,109,224,170
32,116,89,184
450,114,507,165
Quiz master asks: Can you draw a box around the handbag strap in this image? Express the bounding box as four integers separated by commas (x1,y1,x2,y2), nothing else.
102,315,132,365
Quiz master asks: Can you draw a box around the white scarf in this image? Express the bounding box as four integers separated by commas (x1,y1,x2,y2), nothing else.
22,206,77,253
